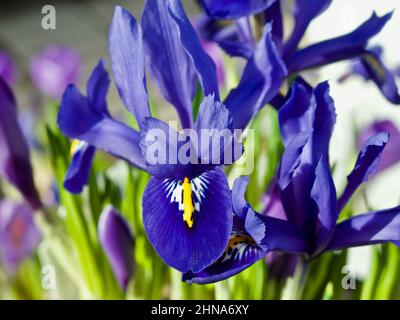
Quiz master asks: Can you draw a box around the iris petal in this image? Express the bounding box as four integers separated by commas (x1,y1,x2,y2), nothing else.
311,157,338,254
109,6,150,129
283,0,332,59
225,23,287,130
142,0,196,128
200,0,275,19
63,141,95,194
338,132,389,212
142,168,232,273
287,12,392,73
58,84,146,170
326,206,400,251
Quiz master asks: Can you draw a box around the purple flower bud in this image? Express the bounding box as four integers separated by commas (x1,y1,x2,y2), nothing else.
98,206,134,291
0,200,41,274
0,51,17,86
30,46,81,99
0,77,41,210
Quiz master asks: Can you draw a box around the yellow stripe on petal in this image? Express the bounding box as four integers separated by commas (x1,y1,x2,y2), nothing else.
70,139,80,156
183,177,194,228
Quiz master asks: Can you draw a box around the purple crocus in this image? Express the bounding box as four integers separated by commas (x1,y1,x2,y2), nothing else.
0,200,41,273
0,51,17,86
184,78,400,284
58,0,286,273
0,76,41,210
357,120,400,173
198,0,398,106
98,205,134,290
30,46,81,99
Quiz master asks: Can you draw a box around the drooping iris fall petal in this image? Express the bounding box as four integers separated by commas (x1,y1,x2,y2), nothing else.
142,168,232,273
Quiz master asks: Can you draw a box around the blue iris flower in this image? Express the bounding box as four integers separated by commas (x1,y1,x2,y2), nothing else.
197,0,398,106
58,0,286,273
184,78,400,284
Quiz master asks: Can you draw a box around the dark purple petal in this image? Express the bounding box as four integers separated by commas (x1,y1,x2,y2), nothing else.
326,206,400,251
278,78,313,147
98,206,134,291
224,23,287,130
109,6,150,129
357,120,400,172
168,0,220,100
287,12,392,73
86,59,110,114
278,80,336,236
142,0,195,128
261,179,287,220
347,48,400,104
30,46,81,99
338,132,389,213
142,168,232,273
311,157,338,254
0,77,41,210
231,176,250,219
196,16,254,59
0,200,40,273
0,52,17,86
140,117,189,179
200,0,275,19
264,0,283,50
194,95,242,165
182,217,265,284
283,0,332,59
63,141,96,194
245,209,309,254
58,84,146,170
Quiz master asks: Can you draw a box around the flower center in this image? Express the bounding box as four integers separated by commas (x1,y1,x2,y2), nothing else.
183,177,194,228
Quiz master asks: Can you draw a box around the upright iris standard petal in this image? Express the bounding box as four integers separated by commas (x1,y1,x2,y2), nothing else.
86,59,110,113
357,121,400,172
0,200,41,273
225,24,287,130
0,77,41,210
58,79,146,171
311,157,338,254
194,95,242,165
183,176,307,284
63,141,95,194
142,0,196,129
142,168,232,273
168,0,220,102
338,132,389,212
0,51,17,86
199,0,275,19
326,206,400,251
140,117,190,179
29,46,81,99
287,12,392,73
109,6,150,129
98,206,135,291
283,0,332,59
